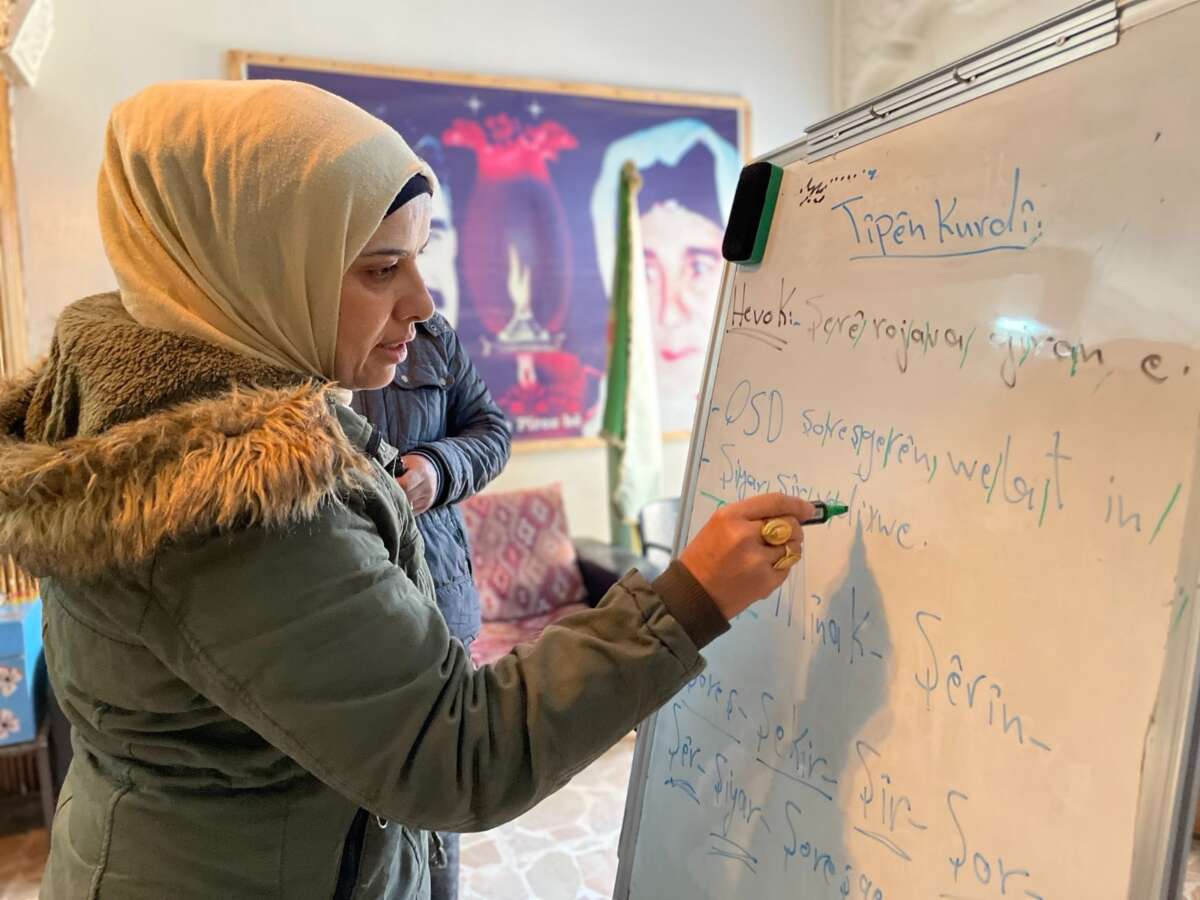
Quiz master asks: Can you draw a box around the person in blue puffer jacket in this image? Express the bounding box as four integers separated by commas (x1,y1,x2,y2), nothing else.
352,309,511,900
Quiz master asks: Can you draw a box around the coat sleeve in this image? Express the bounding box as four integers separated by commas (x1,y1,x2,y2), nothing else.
140,499,723,833
411,326,512,509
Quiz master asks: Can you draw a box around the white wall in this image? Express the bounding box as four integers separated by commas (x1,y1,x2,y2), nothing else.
13,0,832,540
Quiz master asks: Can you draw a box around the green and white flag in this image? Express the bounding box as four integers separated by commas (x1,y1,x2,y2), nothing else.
601,161,663,549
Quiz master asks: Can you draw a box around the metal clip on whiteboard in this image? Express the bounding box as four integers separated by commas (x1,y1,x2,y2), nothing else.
804,0,1119,161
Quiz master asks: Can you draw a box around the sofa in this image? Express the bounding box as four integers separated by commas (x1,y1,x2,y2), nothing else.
460,483,656,666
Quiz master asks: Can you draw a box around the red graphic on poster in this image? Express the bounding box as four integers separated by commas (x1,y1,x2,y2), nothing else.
498,351,604,438
444,115,576,337
445,115,597,437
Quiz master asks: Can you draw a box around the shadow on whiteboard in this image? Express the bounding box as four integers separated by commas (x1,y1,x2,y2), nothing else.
771,521,897,890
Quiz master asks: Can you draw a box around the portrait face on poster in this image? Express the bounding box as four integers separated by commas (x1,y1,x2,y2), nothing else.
414,136,461,329
235,54,747,444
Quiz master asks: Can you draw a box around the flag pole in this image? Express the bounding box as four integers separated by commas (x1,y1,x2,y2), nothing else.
602,160,662,550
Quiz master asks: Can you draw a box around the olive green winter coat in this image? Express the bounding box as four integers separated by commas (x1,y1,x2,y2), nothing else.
0,294,726,899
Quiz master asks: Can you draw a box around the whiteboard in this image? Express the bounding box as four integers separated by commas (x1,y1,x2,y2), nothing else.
616,2,1200,898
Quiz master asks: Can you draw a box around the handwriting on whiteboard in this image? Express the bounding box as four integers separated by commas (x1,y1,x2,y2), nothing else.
726,276,1198,390
830,167,1042,261
705,372,1188,557
661,646,1052,898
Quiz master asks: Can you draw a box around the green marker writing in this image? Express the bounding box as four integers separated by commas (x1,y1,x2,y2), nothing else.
804,501,849,526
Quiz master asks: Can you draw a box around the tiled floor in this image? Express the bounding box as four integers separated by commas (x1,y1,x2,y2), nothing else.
0,830,46,900
459,731,637,900
0,735,638,900
0,794,47,900
6,736,1200,900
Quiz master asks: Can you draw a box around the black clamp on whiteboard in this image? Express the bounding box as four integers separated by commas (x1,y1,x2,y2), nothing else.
722,161,783,266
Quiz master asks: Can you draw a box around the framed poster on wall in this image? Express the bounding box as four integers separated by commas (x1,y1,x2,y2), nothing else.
228,51,748,447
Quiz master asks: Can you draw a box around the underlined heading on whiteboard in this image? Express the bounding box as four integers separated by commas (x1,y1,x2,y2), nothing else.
832,168,1043,262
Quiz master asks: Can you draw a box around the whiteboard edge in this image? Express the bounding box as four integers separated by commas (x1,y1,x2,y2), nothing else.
1129,416,1200,897
613,265,729,899
614,233,784,897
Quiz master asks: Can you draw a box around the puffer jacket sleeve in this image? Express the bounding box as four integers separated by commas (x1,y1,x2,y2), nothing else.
412,324,511,509
140,495,726,833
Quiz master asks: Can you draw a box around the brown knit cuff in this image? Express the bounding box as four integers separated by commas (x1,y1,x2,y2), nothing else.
651,560,730,650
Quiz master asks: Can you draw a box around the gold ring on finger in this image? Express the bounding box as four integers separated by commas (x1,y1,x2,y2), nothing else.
773,544,802,571
761,518,793,547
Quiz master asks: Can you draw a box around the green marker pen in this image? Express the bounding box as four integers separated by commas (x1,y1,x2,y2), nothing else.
804,501,849,525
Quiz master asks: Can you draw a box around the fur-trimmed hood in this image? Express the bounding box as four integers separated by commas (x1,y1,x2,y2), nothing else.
0,293,372,579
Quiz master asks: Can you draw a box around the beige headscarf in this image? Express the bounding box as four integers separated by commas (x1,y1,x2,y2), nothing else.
98,79,435,380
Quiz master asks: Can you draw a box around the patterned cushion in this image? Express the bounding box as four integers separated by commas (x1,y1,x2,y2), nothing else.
469,604,591,667
460,484,586,622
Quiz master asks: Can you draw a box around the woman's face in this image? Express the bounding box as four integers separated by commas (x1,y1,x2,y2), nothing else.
335,195,435,389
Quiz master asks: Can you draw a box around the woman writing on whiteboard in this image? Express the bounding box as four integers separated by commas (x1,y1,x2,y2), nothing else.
5,80,815,900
